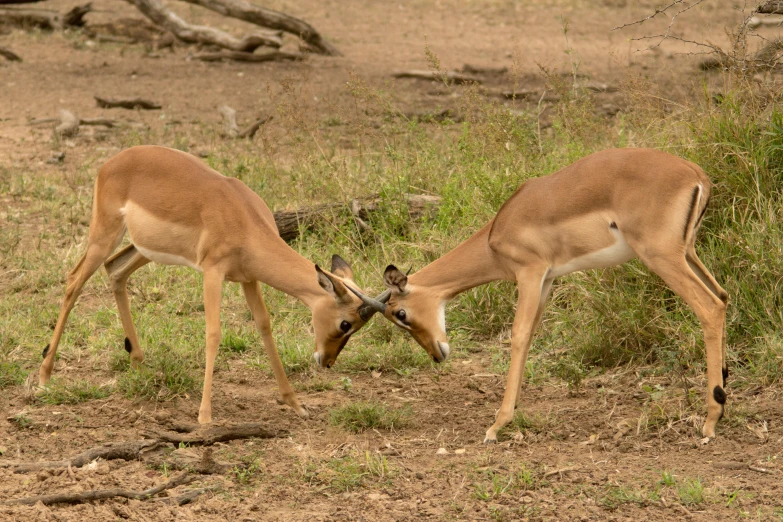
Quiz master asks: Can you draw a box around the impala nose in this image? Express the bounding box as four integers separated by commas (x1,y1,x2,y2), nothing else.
438,341,451,360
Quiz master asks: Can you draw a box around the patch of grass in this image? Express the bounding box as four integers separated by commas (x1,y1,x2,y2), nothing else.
116,343,200,400
599,485,650,510
36,379,113,405
232,453,263,485
304,452,396,492
498,410,549,440
472,466,538,502
0,360,26,388
677,477,705,506
329,401,412,433
295,378,335,392
338,337,435,376
221,332,252,354
659,470,676,487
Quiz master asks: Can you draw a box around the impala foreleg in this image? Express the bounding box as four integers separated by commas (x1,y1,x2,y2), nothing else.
105,244,150,366
640,251,727,440
484,268,551,443
242,281,308,418
198,271,224,424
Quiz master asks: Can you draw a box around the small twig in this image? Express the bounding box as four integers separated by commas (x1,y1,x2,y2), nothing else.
0,439,162,473
0,46,22,61
95,95,161,110
748,465,774,474
543,465,579,478
392,69,482,84
3,471,193,506
237,115,272,138
191,50,302,63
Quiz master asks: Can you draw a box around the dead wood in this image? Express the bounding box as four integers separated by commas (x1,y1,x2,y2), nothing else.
273,193,441,241
95,95,161,110
55,109,79,137
62,2,91,27
0,0,48,4
462,64,507,75
392,69,482,84
143,422,285,445
177,0,339,55
80,117,116,127
3,471,193,506
218,105,272,138
126,0,280,52
758,1,783,14
748,15,783,28
146,446,233,474
191,49,302,62
155,486,217,505
1,439,162,473
0,8,61,30
0,45,21,61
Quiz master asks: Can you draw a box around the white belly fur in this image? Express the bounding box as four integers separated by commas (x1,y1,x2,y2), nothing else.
548,227,636,278
134,244,203,272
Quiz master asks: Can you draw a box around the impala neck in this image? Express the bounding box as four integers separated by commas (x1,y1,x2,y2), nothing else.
247,235,324,308
410,221,507,301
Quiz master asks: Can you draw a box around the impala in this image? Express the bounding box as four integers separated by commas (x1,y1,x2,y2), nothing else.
354,148,728,443
40,145,382,424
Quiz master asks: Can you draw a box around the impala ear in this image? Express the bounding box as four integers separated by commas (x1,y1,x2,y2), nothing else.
316,265,351,303
383,265,408,294
330,254,354,281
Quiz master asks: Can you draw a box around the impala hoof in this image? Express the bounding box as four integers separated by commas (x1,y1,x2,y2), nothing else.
699,436,712,445
483,435,498,444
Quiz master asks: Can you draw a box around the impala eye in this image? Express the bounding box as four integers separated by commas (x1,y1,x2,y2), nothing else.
395,310,407,322
340,320,351,333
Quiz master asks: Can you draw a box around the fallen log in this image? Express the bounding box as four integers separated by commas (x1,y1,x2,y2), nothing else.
0,45,21,61
392,69,482,84
143,422,284,445
0,439,162,473
272,193,441,241
95,95,161,110
177,0,339,55
126,0,281,52
191,50,302,63
0,7,61,30
3,471,193,506
758,1,783,14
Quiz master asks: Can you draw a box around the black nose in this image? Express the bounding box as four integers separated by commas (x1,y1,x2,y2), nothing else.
431,355,441,363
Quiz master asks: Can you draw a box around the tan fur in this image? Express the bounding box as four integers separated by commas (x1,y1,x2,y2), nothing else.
40,145,370,424
382,148,727,443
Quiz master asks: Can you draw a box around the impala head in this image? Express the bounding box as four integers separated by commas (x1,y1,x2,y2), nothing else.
311,255,385,368
355,264,450,363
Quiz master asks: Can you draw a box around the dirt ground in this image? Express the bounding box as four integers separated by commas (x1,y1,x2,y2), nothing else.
1,0,782,520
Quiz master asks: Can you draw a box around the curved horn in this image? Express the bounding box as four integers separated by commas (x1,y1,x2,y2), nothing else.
346,285,387,321
376,289,391,303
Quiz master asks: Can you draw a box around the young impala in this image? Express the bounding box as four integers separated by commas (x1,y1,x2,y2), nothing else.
40,145,382,424
354,148,728,443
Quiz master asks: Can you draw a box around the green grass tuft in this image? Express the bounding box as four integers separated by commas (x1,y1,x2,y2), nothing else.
36,379,113,405
329,401,412,432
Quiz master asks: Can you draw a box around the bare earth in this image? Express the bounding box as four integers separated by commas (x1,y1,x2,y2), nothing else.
1,1,782,521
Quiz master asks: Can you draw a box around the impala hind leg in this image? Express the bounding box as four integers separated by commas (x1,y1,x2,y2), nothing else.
638,250,727,439
242,281,308,418
686,245,729,384
484,268,551,443
40,221,125,386
198,270,224,424
104,244,151,366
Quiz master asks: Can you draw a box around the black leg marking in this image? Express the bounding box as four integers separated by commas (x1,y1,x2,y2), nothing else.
124,337,132,354
713,385,727,405
683,186,700,241
609,221,618,229
722,366,729,386
42,344,50,359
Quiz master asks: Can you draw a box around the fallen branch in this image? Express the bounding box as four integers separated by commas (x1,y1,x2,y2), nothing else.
95,95,161,110
0,2,90,29
0,45,21,61
758,1,783,14
177,0,339,55
0,0,48,4
154,486,217,505
272,193,441,241
62,2,91,27
218,105,271,138
462,64,507,75
392,69,482,84
1,439,162,473
543,465,579,478
126,0,281,52
191,50,302,63
3,471,193,506
143,422,284,445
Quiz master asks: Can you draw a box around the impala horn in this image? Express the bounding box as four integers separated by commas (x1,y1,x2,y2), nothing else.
348,286,391,321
